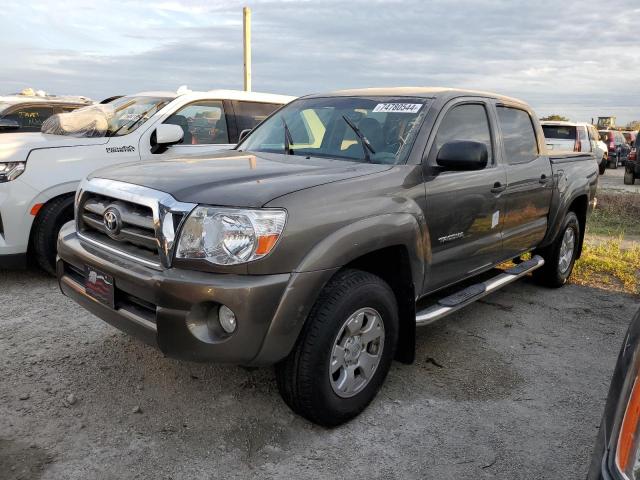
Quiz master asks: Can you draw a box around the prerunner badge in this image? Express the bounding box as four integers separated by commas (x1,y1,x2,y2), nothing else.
372,103,422,113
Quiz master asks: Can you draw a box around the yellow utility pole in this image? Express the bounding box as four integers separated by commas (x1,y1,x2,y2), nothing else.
243,7,252,92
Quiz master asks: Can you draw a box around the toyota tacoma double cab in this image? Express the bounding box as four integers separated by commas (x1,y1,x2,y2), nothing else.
57,88,598,426
0,88,293,273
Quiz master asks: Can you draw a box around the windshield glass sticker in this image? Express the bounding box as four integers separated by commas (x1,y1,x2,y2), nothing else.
372,103,422,113
121,113,142,122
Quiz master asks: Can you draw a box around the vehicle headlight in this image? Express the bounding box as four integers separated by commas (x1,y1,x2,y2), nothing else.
0,162,26,182
176,207,287,265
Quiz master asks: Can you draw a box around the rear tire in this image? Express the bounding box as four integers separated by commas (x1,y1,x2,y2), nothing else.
533,212,580,288
624,171,635,185
276,269,398,427
598,160,606,175
31,195,75,276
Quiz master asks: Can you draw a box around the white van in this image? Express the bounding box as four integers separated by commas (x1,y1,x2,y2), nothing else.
0,88,294,273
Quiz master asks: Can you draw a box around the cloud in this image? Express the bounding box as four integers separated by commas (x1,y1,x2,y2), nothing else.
2,0,639,123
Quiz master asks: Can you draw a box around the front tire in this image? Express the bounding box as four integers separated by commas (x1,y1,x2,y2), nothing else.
599,159,606,175
31,195,75,275
276,269,398,427
533,212,580,288
624,170,635,185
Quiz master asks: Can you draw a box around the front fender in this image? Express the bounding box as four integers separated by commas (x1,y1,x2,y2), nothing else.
295,213,426,291
251,213,427,365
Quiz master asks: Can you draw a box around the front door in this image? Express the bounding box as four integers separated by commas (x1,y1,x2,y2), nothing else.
495,105,552,259
423,101,507,293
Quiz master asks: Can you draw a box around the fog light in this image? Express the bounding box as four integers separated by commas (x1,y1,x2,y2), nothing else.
218,305,237,333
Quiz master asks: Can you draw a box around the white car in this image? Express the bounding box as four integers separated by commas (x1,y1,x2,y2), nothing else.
541,121,607,174
0,89,92,133
0,88,294,273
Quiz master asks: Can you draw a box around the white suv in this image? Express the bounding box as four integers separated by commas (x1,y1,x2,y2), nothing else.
0,88,294,273
541,121,608,174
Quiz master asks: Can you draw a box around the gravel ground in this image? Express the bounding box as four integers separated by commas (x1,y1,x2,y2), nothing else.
1,268,638,480
598,166,640,193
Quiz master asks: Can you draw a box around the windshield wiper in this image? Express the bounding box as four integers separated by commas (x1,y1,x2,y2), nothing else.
342,115,375,163
282,118,295,155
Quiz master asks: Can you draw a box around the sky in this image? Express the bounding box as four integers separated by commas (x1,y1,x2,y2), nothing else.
2,0,640,125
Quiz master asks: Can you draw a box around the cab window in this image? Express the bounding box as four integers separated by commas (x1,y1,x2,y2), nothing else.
232,101,282,133
496,107,538,164
164,101,229,145
431,103,493,165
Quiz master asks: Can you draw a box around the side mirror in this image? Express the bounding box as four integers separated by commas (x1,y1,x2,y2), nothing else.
150,123,184,154
436,140,488,171
0,119,20,131
238,128,252,142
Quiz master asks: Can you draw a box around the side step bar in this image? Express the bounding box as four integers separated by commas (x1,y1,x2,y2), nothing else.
415,255,545,326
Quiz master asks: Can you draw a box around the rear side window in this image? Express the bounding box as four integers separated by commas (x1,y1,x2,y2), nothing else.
233,101,281,132
497,107,538,164
431,103,493,164
542,125,576,140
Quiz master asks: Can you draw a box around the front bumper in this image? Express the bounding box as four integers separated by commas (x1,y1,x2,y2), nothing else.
57,222,336,365
0,178,40,258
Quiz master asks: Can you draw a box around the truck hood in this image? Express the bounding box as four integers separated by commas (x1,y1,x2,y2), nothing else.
90,150,392,207
0,132,108,162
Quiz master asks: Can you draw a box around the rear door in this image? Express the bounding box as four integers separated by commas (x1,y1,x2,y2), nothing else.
423,99,507,291
496,104,553,258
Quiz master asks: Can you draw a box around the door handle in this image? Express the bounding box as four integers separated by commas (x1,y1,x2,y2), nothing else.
491,182,506,194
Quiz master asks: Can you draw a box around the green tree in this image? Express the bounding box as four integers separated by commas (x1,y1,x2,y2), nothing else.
540,114,570,122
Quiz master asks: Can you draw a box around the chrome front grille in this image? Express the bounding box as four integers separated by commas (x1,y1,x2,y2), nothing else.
75,178,196,269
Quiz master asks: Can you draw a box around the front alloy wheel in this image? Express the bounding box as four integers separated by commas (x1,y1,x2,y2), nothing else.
276,269,398,427
330,307,385,398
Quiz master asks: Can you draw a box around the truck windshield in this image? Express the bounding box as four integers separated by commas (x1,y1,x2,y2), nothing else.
41,95,171,138
542,125,576,140
238,96,430,164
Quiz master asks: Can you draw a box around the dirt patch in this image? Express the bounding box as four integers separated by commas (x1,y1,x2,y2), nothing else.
1,268,638,479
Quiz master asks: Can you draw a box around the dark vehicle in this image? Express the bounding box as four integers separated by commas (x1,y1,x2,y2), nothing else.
57,88,598,426
588,308,640,480
0,93,92,133
600,130,631,169
625,135,640,185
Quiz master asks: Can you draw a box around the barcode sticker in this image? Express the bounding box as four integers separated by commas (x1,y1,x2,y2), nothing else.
372,103,423,113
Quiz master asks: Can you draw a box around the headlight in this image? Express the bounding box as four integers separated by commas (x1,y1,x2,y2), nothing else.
0,162,26,182
176,207,286,265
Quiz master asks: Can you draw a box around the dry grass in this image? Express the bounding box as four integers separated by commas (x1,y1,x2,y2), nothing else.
587,192,640,238
568,192,640,294
572,238,640,294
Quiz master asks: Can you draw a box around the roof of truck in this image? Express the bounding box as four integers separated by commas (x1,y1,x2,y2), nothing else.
133,89,295,104
310,87,527,104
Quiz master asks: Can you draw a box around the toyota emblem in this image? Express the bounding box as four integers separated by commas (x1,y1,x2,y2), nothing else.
103,207,122,236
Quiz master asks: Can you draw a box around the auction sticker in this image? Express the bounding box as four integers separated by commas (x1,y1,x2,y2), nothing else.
372,103,423,113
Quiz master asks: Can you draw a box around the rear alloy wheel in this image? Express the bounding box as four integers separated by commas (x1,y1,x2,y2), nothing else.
624,171,635,185
276,269,398,427
533,211,580,288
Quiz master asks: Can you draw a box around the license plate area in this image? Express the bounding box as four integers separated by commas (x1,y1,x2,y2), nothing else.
84,265,115,308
